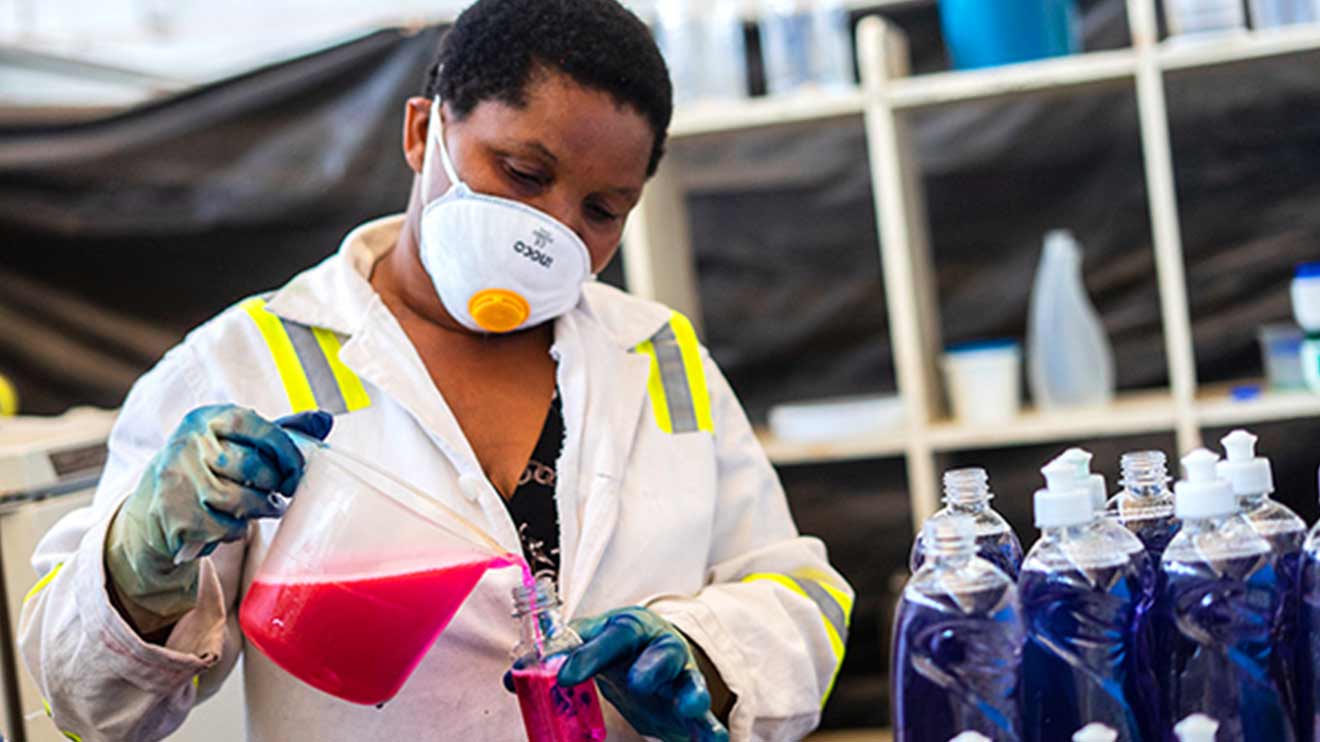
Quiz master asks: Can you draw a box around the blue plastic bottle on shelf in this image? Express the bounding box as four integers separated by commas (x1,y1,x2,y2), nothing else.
910,468,1023,579
1217,429,1304,733
892,515,1024,742
938,0,1080,71
1158,449,1296,742
1019,463,1147,742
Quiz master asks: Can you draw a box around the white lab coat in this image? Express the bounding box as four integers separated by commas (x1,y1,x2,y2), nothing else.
19,215,852,742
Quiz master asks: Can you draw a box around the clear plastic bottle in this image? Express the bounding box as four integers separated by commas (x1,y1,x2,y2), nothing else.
1299,470,1320,742
1108,450,1181,564
1026,230,1116,410
1158,449,1295,742
909,468,1023,579
510,577,607,742
1249,0,1317,28
892,515,1024,742
757,0,853,96
1218,429,1305,735
1020,469,1148,741
1046,449,1162,738
1163,0,1248,36
657,0,749,104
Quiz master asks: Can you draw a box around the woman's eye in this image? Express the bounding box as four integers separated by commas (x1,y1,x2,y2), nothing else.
506,165,546,186
586,203,619,222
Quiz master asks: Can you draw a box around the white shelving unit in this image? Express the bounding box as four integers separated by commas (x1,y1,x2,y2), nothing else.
622,1,1320,530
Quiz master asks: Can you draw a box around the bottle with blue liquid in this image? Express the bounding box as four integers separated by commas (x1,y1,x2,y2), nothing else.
910,468,1023,579
1109,450,1181,564
892,515,1024,742
1050,449,1162,739
1019,466,1147,742
1217,429,1304,732
1159,448,1296,742
1297,467,1320,742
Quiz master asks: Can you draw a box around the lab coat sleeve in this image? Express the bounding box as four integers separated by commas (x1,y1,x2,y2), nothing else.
644,350,855,742
18,342,244,742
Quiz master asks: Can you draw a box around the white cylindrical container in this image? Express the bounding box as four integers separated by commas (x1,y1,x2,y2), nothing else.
942,340,1022,425
1164,0,1248,36
1291,263,1320,393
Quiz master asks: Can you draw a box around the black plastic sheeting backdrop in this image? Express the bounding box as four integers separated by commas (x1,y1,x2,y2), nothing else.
3,0,1320,729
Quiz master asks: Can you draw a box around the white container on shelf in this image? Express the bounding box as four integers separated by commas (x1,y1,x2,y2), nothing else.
942,340,1022,425
1027,230,1116,410
767,394,904,443
1248,0,1316,28
1258,323,1306,390
1293,262,1320,393
1164,0,1248,36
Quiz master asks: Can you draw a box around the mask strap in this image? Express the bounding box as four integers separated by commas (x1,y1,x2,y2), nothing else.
430,96,462,188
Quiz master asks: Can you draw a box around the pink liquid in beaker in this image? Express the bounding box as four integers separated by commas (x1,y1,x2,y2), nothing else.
513,656,608,742
241,555,516,705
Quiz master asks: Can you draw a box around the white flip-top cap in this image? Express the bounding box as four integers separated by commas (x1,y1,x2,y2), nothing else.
1217,429,1274,496
1175,448,1235,519
1036,459,1094,528
1073,723,1118,742
1173,714,1219,742
947,733,991,742
1055,448,1108,511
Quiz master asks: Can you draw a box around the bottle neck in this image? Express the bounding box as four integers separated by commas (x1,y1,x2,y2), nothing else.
1237,491,1268,510
511,577,578,662
1041,523,1090,541
948,499,988,514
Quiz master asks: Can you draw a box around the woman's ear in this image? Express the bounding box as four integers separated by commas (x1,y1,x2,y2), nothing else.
402,97,432,175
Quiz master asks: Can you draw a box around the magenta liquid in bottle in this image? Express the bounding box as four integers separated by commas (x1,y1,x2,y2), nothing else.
511,576,607,742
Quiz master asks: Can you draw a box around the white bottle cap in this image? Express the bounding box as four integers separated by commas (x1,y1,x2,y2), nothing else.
1173,713,1219,742
1217,429,1274,496
1073,723,1118,742
947,733,992,742
1036,458,1095,528
1175,448,1235,519
1052,448,1108,511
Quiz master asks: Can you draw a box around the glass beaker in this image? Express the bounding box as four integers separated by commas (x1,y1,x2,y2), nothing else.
239,433,523,706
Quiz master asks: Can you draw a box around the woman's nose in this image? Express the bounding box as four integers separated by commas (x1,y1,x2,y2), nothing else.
528,189,586,238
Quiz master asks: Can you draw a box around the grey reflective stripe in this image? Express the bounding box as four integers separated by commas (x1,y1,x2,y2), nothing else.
279,319,349,414
651,324,699,434
790,576,849,645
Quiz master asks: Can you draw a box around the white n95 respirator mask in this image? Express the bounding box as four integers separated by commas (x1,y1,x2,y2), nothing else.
417,97,594,334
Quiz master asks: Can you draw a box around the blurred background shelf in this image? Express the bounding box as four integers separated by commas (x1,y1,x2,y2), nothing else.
670,89,867,139
885,47,1137,110
926,389,1179,451
1196,383,1320,427
757,427,909,466
1160,24,1320,71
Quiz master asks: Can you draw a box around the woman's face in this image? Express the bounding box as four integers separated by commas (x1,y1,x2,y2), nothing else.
404,69,655,274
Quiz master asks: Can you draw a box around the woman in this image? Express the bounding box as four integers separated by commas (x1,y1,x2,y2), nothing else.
20,1,853,740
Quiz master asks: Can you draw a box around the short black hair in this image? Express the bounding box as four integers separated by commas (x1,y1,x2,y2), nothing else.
426,0,673,177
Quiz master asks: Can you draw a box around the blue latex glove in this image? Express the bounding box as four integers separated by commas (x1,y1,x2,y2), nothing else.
106,405,331,632
557,607,730,742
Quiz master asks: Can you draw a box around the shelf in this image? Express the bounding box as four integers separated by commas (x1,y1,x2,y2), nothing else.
1195,382,1320,427
669,89,866,139
885,48,1137,110
756,427,908,466
1160,24,1320,72
925,389,1178,452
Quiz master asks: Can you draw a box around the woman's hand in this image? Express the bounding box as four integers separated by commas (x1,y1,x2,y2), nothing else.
558,607,731,742
105,405,331,634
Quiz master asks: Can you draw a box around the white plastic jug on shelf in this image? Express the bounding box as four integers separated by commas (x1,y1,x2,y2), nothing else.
1026,230,1115,409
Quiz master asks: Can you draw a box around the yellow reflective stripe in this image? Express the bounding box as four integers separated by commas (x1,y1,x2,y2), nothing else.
636,339,673,434
241,298,317,413
192,675,201,689
63,731,82,742
311,327,371,412
43,697,52,717
24,562,65,605
669,312,714,433
742,572,849,708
